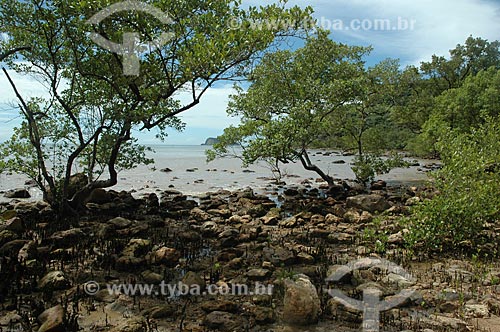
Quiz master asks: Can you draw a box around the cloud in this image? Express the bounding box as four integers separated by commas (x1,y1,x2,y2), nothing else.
176,85,239,129
244,0,500,65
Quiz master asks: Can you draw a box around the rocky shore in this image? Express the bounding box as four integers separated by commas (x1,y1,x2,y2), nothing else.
1,180,500,332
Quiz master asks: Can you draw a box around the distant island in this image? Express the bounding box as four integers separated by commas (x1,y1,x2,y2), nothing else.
201,137,219,145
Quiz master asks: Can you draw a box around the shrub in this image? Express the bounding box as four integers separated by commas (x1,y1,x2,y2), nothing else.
406,119,500,253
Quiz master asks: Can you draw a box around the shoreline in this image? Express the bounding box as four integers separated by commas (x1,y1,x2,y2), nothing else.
1,181,499,332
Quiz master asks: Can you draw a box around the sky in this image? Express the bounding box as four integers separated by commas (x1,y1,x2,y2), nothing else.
1,0,500,144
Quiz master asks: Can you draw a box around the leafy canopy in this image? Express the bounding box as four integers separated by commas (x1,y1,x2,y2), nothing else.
0,0,312,212
208,30,370,185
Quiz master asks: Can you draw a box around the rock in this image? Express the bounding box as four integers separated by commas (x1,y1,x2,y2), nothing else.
18,240,37,261
86,188,111,204
0,311,22,326
116,239,151,271
203,137,219,145
145,305,176,318
284,188,299,196
0,230,18,247
325,214,342,224
141,270,163,285
201,300,239,313
370,180,387,190
107,217,134,229
439,301,459,313
201,221,219,236
203,311,240,331
279,216,298,228
346,194,391,213
251,306,275,324
182,271,206,290
383,273,415,288
160,167,173,173
343,210,360,223
4,188,30,199
38,305,64,332
327,265,353,283
24,179,37,187
39,271,70,291
109,316,147,332
1,209,17,220
464,303,489,318
0,239,29,255
263,247,295,266
405,196,421,206
0,217,24,233
191,207,211,221
49,228,85,248
153,246,181,266
424,315,468,332
67,173,88,198
246,268,271,281
282,274,321,326
297,252,315,264
387,232,404,245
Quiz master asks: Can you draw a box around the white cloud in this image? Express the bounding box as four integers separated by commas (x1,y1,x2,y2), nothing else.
176,85,239,130
244,0,500,65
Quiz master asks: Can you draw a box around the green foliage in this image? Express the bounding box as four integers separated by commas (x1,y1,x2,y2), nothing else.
208,30,371,184
209,31,407,185
411,67,500,155
0,0,312,212
399,37,500,156
406,119,500,253
352,153,409,186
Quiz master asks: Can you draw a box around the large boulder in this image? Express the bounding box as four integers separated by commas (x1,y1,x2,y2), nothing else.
346,194,391,213
38,305,64,332
282,274,321,326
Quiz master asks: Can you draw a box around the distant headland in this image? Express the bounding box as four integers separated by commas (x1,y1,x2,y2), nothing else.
201,137,219,145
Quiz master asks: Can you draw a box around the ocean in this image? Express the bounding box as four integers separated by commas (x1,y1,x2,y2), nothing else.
0,145,432,202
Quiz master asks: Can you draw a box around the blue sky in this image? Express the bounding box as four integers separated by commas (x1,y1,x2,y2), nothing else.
1,0,500,145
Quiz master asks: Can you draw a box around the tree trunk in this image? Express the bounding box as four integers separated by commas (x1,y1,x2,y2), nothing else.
298,149,335,186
